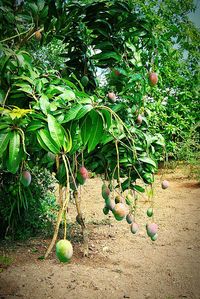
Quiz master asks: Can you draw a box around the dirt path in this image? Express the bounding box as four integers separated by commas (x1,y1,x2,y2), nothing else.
0,169,200,299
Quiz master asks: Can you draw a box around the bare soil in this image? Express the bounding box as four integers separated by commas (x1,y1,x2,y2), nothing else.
0,168,200,299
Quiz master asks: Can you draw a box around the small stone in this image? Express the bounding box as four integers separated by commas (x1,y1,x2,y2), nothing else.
187,246,193,250
103,246,109,252
123,294,130,298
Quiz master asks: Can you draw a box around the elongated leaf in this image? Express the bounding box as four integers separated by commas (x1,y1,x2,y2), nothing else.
38,129,60,154
101,109,112,129
75,104,93,120
64,104,82,122
26,120,44,132
61,90,76,101
80,115,92,145
14,83,33,95
39,94,50,115
0,132,11,156
92,51,121,61
37,0,45,11
0,124,9,131
62,128,72,153
29,2,38,15
88,111,103,153
47,114,64,148
36,132,50,152
138,156,156,168
133,185,145,193
101,133,114,145
7,131,21,173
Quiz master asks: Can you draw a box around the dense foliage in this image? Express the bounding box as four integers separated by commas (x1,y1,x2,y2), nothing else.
0,0,199,240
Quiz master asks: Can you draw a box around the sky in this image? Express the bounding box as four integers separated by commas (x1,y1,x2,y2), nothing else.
188,0,200,28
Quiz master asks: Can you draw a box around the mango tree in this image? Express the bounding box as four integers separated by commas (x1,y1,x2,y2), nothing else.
0,0,181,259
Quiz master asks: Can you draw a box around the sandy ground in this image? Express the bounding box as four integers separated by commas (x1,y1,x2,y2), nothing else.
0,168,200,299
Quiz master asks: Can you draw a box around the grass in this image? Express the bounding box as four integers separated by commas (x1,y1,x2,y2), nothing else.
0,254,13,272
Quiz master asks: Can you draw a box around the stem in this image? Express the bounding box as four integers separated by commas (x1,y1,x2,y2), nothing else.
44,207,64,259
66,155,79,191
64,209,67,240
115,140,122,192
45,154,70,258
16,27,36,49
62,154,70,239
74,191,88,257
0,27,34,43
2,87,11,107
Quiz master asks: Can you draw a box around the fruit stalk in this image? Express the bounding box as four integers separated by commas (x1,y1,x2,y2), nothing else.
45,155,70,258
74,191,88,257
44,203,64,259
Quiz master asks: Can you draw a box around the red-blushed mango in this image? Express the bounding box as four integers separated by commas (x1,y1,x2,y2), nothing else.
147,207,153,217
137,114,143,125
149,72,158,86
161,180,169,189
126,213,134,224
102,183,110,200
21,170,31,187
79,166,89,180
130,222,139,234
113,203,128,221
107,92,116,102
146,223,158,237
77,166,89,185
56,239,73,263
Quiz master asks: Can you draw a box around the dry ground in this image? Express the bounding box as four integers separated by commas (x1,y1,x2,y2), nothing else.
0,168,200,299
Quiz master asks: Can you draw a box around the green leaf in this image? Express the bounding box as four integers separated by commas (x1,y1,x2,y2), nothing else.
101,109,112,129
0,124,9,131
61,90,76,101
0,132,11,157
26,120,44,132
37,0,45,11
62,128,72,153
64,104,82,122
138,156,157,168
88,111,103,153
101,133,114,145
36,132,50,152
6,131,21,174
75,104,93,120
92,51,121,61
39,94,50,115
80,115,92,145
37,129,60,154
14,83,33,95
40,5,48,18
133,185,145,193
121,179,131,191
47,114,64,149
14,75,34,85
29,3,38,15
112,103,125,112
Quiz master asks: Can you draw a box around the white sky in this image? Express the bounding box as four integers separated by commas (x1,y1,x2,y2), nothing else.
188,0,200,28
